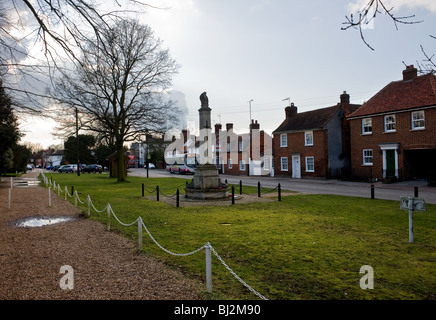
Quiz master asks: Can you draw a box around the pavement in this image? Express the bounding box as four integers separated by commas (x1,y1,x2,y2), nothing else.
128,168,436,204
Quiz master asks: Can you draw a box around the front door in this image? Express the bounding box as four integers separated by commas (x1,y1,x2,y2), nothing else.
386,150,395,178
292,155,301,179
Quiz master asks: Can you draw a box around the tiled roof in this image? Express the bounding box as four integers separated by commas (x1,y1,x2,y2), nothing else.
272,104,360,134
349,72,436,118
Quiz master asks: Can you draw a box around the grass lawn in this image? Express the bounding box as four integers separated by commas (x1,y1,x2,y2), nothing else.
42,172,436,300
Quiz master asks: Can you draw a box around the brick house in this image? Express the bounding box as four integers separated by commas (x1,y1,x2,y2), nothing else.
348,65,436,182
272,92,361,179
214,121,273,176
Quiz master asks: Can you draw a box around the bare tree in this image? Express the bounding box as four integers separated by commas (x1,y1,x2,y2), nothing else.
0,0,159,113
51,19,180,181
342,0,422,51
342,0,435,74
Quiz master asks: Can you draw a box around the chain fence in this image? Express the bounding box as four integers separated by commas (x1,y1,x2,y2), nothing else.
39,172,268,300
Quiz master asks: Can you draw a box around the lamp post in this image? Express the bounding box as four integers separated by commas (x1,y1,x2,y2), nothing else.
248,99,253,124
76,107,80,176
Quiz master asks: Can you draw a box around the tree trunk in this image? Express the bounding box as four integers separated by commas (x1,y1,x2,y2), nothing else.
116,144,126,182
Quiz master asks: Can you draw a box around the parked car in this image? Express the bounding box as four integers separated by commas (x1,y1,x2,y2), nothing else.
144,163,156,169
58,164,77,173
83,164,103,173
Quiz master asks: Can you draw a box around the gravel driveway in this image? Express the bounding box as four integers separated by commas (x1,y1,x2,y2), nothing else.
0,171,201,300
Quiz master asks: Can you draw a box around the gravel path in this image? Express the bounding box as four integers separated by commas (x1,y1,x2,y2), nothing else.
0,170,201,300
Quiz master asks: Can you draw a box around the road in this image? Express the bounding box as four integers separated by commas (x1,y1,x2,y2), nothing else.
129,168,436,204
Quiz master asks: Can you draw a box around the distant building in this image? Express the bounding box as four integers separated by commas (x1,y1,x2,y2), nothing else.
272,92,361,179
348,65,436,182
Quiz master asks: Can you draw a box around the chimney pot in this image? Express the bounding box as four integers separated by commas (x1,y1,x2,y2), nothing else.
285,103,297,119
403,65,417,81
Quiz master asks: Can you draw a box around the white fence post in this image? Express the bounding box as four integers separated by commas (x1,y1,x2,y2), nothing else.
87,195,91,216
205,242,212,293
138,217,143,251
8,188,11,209
64,186,68,201
74,191,78,207
107,204,111,231
48,187,52,207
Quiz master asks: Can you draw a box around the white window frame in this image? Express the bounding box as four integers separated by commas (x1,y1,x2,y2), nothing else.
305,131,313,146
263,157,270,171
228,158,233,169
411,111,425,130
239,160,246,171
280,133,287,147
280,157,288,171
362,118,372,134
363,149,373,166
305,156,314,172
384,115,396,132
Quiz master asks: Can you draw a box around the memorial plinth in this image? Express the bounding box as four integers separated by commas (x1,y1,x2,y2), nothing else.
185,163,228,200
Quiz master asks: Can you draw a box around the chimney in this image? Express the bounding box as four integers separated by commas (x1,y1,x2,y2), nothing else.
226,123,233,132
250,120,260,131
285,103,297,119
215,123,222,135
403,65,417,82
340,91,350,115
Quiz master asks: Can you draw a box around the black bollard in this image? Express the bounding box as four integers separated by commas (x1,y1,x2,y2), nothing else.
142,183,145,197
258,181,261,198
371,184,374,199
232,186,235,205
71,186,74,196
176,188,179,208
239,180,242,195
156,185,159,202
278,183,281,202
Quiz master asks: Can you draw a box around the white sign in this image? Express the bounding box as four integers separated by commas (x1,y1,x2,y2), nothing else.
400,197,426,212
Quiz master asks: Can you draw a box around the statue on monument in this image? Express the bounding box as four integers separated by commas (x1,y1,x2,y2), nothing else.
200,92,209,108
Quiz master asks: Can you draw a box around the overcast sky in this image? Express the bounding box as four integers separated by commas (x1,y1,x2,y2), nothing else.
20,0,436,147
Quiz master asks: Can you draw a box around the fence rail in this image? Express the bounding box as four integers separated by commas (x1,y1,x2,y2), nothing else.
39,172,268,300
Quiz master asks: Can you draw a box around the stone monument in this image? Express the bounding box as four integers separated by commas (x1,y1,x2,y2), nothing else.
185,92,229,200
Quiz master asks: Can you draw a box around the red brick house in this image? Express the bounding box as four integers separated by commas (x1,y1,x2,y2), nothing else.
214,121,273,176
348,65,436,182
272,92,361,179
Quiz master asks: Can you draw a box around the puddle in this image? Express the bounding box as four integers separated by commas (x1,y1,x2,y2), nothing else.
16,216,74,228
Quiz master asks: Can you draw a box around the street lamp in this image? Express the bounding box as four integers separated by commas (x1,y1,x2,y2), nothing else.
248,99,253,124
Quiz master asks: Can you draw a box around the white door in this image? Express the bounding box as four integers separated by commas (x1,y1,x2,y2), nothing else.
292,155,301,179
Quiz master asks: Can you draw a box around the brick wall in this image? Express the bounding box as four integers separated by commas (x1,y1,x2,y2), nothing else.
350,107,436,180
273,130,328,178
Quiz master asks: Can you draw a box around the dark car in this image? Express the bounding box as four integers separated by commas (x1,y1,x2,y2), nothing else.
83,164,103,173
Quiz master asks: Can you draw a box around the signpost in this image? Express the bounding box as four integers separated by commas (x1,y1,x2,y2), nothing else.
400,196,426,243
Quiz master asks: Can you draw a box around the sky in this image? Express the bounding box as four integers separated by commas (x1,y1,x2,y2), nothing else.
19,0,436,148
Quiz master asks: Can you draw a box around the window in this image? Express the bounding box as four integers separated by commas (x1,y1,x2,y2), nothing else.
263,157,270,170
305,131,313,146
384,115,396,132
280,134,287,147
239,160,245,171
363,149,373,165
305,157,314,172
412,111,425,130
228,158,233,169
362,118,372,134
280,157,288,171
238,141,243,152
